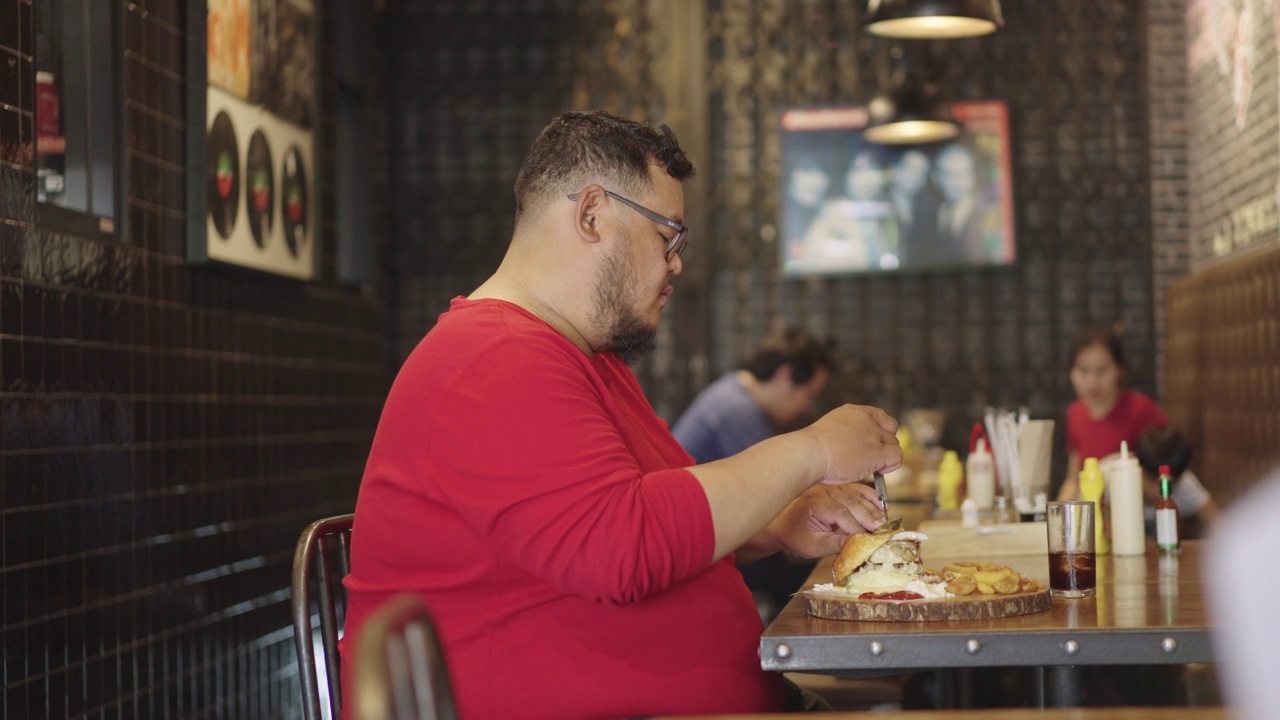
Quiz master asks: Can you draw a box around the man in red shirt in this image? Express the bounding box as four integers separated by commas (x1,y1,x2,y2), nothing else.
343,110,902,719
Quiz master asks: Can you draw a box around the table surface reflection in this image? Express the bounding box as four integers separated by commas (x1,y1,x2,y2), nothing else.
761,540,1212,675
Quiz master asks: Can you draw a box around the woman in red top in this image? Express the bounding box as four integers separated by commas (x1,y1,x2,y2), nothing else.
1056,327,1167,500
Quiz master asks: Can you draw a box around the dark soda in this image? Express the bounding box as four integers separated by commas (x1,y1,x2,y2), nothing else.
1048,550,1096,592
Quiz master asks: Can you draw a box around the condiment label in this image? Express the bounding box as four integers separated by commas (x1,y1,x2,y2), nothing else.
1155,508,1179,550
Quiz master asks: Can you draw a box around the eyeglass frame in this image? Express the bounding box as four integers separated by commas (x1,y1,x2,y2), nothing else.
567,189,689,259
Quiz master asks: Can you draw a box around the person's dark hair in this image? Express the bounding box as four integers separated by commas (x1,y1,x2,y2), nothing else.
1069,326,1127,373
742,328,836,385
513,110,695,219
1134,425,1193,478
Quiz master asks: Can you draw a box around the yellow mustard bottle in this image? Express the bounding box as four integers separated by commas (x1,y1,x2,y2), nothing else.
1078,456,1110,555
937,450,963,510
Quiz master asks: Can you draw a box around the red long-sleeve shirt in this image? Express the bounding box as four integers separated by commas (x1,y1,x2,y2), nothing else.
343,297,783,719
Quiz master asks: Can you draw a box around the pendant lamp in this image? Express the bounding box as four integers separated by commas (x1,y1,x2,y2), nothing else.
864,0,1004,39
864,87,958,144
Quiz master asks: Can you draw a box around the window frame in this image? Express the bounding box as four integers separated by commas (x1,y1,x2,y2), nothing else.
33,0,124,239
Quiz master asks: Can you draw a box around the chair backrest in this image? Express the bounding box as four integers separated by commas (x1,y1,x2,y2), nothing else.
292,513,355,720
351,593,458,720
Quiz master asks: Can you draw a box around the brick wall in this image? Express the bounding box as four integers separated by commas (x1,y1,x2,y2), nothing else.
1185,0,1280,267
1148,0,1192,396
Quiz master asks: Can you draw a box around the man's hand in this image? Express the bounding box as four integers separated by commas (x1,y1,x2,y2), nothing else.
802,405,902,485
765,483,887,560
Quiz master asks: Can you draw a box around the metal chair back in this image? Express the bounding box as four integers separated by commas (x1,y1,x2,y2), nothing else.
351,593,457,720
291,513,355,720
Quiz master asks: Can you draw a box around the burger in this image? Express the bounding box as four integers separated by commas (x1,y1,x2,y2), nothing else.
817,518,951,599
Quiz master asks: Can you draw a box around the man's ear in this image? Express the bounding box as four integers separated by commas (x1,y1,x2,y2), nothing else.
572,185,609,245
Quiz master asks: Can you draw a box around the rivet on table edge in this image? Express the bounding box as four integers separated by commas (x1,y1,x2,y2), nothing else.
869,641,885,657
965,639,981,655
1161,637,1178,653
1063,640,1080,656
774,643,792,659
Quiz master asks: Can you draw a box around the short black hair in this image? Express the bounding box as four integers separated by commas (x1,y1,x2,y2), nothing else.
513,110,695,219
742,328,836,385
1134,426,1192,477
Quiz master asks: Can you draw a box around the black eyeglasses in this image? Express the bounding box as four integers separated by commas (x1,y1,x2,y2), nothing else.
568,189,689,259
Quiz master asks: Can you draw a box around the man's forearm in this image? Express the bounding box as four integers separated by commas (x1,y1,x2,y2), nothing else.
687,429,823,563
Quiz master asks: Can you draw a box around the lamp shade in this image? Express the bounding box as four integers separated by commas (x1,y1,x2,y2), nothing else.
864,0,1004,39
863,83,959,145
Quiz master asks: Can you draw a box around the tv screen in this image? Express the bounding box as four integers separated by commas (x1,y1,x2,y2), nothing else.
779,101,1015,276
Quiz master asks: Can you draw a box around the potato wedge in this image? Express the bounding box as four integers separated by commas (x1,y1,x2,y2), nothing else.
974,568,1012,584
993,576,1021,594
928,561,1042,597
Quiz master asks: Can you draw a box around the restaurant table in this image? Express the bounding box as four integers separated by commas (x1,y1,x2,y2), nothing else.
651,707,1231,720
760,540,1214,707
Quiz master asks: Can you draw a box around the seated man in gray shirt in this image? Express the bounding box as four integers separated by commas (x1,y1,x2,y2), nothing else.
672,328,836,618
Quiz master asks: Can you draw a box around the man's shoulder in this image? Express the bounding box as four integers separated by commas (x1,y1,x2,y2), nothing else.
673,373,772,462
404,298,583,380
426,298,572,351
688,373,755,413
681,375,769,431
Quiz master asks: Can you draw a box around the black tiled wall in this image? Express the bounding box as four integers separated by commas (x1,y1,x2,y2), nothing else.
1,0,389,717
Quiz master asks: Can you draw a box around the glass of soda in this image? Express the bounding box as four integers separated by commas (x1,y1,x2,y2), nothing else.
1046,501,1097,598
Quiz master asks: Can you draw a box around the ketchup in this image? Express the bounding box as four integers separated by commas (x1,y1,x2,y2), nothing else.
859,590,924,601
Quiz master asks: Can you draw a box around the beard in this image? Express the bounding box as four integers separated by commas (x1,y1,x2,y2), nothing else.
604,314,657,365
589,234,658,365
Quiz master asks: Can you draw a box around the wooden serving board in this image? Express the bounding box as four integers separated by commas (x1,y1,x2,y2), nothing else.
804,587,1051,622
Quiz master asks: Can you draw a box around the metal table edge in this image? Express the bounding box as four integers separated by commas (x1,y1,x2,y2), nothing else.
760,626,1214,673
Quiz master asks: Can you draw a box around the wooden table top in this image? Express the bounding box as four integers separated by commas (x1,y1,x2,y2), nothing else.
761,539,1212,674
652,707,1231,720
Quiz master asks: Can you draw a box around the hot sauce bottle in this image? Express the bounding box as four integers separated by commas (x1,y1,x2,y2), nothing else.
1155,464,1180,553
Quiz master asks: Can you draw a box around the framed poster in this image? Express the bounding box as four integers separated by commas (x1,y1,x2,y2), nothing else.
188,0,318,280
779,101,1016,276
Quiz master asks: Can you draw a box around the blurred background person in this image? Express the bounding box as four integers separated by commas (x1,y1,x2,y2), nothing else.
888,148,938,265
1056,327,1168,501
781,150,833,269
672,328,837,620
1133,425,1220,538
801,145,899,271
924,141,1002,266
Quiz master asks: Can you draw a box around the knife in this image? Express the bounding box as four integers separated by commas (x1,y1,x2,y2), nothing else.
873,472,889,520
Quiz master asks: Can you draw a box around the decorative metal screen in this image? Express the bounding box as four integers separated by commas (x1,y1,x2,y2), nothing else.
390,0,1157,473
698,0,1156,460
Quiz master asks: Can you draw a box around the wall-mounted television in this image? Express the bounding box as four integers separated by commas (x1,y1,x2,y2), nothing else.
779,100,1015,276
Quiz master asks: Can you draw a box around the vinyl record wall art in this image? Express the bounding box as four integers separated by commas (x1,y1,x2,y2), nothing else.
281,146,308,257
189,0,317,280
207,111,240,239
246,130,274,248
